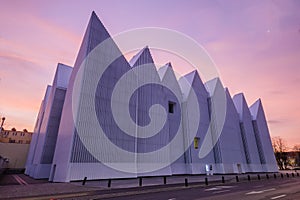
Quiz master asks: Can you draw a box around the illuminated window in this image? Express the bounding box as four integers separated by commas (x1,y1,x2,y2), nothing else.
194,137,200,149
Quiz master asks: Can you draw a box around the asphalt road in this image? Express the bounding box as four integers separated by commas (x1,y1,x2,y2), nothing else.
1,173,299,200
79,177,300,200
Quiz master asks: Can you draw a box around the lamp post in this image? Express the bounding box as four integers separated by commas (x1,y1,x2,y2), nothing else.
0,117,5,133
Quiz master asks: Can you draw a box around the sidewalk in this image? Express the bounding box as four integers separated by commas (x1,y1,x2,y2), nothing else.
72,174,237,188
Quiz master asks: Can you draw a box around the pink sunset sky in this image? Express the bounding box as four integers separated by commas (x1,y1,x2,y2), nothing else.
0,0,299,148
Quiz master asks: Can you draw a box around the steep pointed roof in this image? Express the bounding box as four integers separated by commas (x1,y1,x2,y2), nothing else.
158,62,172,80
53,63,72,89
225,87,240,119
44,85,52,106
73,11,111,70
129,46,154,67
157,62,182,101
225,88,236,106
233,93,248,120
249,99,263,119
225,88,239,112
233,93,244,113
224,87,231,97
178,70,208,100
249,99,264,119
183,70,197,85
204,77,224,97
178,70,196,99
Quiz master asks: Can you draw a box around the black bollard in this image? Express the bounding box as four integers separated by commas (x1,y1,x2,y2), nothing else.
236,175,239,182
222,176,225,183
163,176,167,185
286,173,289,178
292,173,295,177
139,177,142,186
108,179,111,188
257,174,261,180
297,173,299,177
266,174,269,179
205,177,208,185
281,173,284,178
248,175,251,181
185,178,188,187
274,174,276,179
82,177,87,186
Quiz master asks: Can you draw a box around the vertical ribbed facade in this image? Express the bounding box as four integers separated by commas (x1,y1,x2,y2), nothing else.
25,63,72,179
25,85,52,176
233,93,263,172
250,99,277,172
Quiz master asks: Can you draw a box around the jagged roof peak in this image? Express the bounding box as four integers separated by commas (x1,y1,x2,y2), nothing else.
204,77,223,96
129,46,154,67
73,11,111,70
183,70,197,84
249,98,263,119
158,62,173,80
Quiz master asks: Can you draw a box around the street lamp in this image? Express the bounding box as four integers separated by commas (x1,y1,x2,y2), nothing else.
0,117,5,133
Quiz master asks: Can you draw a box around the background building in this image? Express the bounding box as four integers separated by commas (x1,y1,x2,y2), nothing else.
0,127,33,171
0,128,32,144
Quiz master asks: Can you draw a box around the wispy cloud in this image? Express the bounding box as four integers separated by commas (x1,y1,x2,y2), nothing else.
268,119,284,124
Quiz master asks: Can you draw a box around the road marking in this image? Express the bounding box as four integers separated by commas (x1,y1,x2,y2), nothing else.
12,175,22,185
246,188,275,195
218,185,234,189
12,175,28,185
18,175,29,185
205,187,221,191
270,194,286,199
19,176,28,185
212,189,230,194
205,185,234,191
168,198,176,200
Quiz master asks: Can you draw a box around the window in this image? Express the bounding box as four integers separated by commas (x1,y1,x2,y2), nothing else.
168,101,175,113
194,137,200,149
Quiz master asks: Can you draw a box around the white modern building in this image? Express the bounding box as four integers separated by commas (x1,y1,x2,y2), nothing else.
26,12,277,182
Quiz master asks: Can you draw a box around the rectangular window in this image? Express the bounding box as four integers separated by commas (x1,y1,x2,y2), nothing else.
194,137,200,149
168,101,175,113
